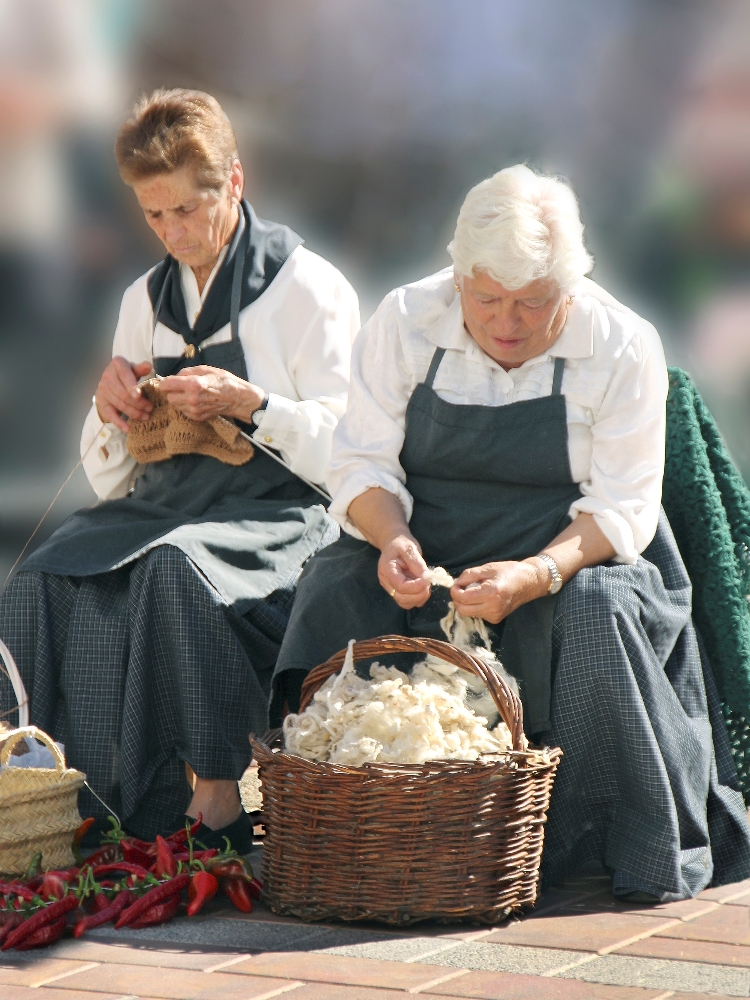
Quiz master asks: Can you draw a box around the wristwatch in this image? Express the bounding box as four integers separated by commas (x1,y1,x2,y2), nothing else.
535,552,563,594
251,393,269,427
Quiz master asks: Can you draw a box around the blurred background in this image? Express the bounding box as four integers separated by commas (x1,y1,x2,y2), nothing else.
1,0,750,576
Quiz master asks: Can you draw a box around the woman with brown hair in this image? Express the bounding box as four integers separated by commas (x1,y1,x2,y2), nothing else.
0,89,359,846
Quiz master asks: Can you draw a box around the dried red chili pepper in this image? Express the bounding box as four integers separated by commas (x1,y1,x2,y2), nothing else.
39,874,68,902
0,882,36,902
128,893,180,928
187,871,218,916
114,873,189,929
153,836,177,879
173,848,218,863
74,890,133,937
73,817,95,847
206,857,251,880
222,876,253,913
92,862,151,880
166,813,203,847
2,894,79,951
121,840,152,868
84,844,120,866
14,915,68,951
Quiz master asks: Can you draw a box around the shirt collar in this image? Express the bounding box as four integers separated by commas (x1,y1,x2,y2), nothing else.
423,282,594,370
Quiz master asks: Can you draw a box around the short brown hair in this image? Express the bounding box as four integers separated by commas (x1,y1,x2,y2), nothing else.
115,88,239,190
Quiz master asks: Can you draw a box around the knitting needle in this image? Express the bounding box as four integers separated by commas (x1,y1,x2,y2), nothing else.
237,429,333,504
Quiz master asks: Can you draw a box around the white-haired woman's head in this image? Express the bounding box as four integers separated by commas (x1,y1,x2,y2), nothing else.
448,165,593,293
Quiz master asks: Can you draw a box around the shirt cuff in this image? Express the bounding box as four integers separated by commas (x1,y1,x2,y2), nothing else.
568,498,638,565
250,392,296,448
329,470,414,540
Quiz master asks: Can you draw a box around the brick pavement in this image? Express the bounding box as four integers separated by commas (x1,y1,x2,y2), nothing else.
1,843,749,1000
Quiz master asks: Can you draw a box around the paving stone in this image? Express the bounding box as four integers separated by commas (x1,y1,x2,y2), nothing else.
619,935,750,967
429,969,665,998
282,987,446,1000
698,879,750,902
0,958,98,988
656,904,750,946
724,891,750,908
422,941,586,975
558,892,720,921
46,938,251,970
0,988,125,1000
316,934,467,963
482,911,675,952
225,951,460,989
560,953,750,996
44,961,293,999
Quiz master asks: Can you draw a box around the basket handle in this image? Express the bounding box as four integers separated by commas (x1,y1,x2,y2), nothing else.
298,634,525,752
0,726,66,772
0,639,29,728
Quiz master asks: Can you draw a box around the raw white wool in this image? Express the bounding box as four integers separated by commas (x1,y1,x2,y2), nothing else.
283,640,515,766
426,566,455,589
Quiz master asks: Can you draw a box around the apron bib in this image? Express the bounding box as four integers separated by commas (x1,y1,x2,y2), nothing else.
400,348,582,734
23,204,330,612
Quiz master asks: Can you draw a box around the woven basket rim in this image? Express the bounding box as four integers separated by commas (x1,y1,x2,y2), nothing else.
251,735,561,776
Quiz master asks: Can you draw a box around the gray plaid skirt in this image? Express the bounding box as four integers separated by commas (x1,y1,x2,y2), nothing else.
0,534,331,840
274,512,750,900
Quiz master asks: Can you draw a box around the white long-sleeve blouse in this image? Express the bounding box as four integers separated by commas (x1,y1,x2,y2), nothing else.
81,245,360,499
328,268,668,565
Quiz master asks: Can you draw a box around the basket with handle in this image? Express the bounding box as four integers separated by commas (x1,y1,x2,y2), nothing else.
251,635,562,926
0,644,85,874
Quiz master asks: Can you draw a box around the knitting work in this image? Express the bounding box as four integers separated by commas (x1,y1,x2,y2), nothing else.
126,379,254,466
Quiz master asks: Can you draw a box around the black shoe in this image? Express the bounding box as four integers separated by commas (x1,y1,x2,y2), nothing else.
188,810,254,855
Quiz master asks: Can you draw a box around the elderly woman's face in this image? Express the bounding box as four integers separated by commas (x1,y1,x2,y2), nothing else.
132,162,242,271
458,271,568,370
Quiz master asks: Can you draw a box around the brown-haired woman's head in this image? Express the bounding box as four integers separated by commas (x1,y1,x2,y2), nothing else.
115,88,239,190
116,89,244,276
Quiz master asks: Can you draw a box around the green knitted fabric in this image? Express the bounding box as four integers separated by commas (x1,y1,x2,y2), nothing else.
663,368,750,798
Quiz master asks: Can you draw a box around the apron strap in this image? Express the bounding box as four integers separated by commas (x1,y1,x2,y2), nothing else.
424,347,446,388
229,208,248,343
551,355,566,396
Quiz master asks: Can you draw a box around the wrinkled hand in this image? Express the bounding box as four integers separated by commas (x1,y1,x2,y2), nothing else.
450,560,548,624
158,365,265,422
378,534,431,609
95,357,154,433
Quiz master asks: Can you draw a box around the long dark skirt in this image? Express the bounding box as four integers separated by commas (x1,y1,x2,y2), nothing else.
273,513,750,899
0,545,303,839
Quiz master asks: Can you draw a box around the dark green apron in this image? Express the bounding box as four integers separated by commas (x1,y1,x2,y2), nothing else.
23,204,331,613
275,346,582,734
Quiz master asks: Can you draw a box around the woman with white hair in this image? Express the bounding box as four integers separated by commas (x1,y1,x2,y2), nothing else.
272,165,750,901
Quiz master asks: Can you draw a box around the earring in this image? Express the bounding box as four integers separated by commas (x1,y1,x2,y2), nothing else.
454,283,460,292
567,294,575,304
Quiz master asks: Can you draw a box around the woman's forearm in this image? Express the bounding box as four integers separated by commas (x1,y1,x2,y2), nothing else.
528,512,616,587
347,487,414,552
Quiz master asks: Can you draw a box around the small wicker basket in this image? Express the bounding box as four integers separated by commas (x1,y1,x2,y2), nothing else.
252,635,562,926
0,727,85,874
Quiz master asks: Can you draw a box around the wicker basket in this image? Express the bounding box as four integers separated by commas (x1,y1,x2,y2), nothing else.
252,635,562,926
0,727,85,874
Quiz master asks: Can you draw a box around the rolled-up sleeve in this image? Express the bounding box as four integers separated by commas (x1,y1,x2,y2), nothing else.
81,276,152,500
569,320,668,564
250,256,360,485
327,292,415,537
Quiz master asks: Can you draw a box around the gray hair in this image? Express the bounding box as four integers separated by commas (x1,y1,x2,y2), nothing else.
448,165,593,292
